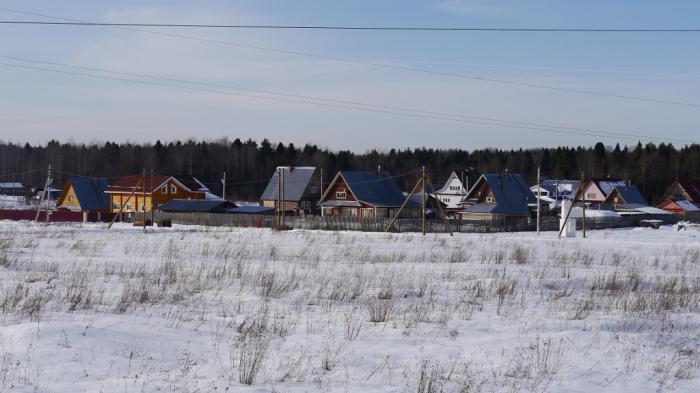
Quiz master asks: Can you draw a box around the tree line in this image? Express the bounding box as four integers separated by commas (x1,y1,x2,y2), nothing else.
1,139,699,204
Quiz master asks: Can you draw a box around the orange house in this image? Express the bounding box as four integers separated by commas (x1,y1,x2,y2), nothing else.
106,175,210,214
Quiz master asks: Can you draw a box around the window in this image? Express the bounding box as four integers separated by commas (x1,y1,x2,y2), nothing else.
309,186,319,194
586,192,596,199
614,197,619,203
125,203,132,211
112,202,120,210
361,208,373,217
336,189,347,199
67,196,73,202
161,185,167,194
171,184,177,194
485,196,494,203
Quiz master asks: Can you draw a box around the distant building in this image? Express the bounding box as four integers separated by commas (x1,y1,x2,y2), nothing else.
658,199,700,218
106,175,209,214
56,177,111,216
432,171,467,208
660,180,700,206
259,166,321,214
574,178,626,207
459,173,536,221
0,182,26,196
530,180,579,208
319,171,420,218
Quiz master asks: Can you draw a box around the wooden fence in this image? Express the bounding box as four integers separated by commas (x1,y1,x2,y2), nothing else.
154,211,678,233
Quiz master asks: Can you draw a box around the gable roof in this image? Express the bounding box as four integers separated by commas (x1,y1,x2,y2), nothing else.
321,171,414,207
537,180,580,196
260,166,317,202
678,179,700,202
158,199,235,213
464,173,535,215
606,185,648,205
107,175,209,194
659,199,700,212
65,177,110,211
435,171,464,194
591,178,626,196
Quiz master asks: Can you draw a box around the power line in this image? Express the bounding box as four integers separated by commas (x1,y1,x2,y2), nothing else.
5,54,693,144
1,7,698,109
3,20,700,32
0,58,693,144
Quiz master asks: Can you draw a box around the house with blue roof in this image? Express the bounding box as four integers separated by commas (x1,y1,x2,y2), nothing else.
260,166,321,215
56,177,111,219
459,173,536,221
319,171,421,218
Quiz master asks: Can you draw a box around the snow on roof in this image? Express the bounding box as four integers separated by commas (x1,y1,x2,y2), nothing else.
567,207,620,218
594,179,626,196
633,206,673,215
676,200,700,211
0,182,24,189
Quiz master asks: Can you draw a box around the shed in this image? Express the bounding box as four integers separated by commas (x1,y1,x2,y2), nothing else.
228,206,275,215
158,199,236,213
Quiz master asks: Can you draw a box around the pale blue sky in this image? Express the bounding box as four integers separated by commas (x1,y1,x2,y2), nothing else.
1,1,698,151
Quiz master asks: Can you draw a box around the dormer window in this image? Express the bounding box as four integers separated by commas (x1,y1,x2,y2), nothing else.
171,184,177,194
336,189,347,199
161,185,167,194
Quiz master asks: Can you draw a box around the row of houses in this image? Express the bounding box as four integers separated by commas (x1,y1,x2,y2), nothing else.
4,167,698,224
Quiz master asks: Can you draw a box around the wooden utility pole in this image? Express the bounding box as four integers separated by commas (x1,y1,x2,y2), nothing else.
536,165,541,236
107,177,144,229
421,166,426,236
425,175,453,236
142,168,146,233
34,164,52,223
150,169,155,225
385,174,422,233
581,171,587,238
281,167,285,227
319,168,324,197
275,167,281,229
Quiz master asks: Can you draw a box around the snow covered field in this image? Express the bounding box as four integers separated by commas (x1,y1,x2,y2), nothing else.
0,221,699,392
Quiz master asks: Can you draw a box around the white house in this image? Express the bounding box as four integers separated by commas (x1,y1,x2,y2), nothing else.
531,180,580,208
432,171,467,209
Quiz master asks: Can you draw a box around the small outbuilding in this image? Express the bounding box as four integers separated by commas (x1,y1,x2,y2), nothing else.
158,199,236,213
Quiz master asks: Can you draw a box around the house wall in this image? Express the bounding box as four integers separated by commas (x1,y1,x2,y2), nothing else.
661,182,691,202
580,182,606,203
109,179,205,213
58,185,81,211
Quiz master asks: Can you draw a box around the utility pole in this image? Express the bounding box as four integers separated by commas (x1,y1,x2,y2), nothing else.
319,168,324,197
421,166,426,236
536,165,541,236
222,171,226,200
150,169,155,225
275,167,281,229
34,164,52,223
581,171,587,238
142,168,146,233
281,167,285,227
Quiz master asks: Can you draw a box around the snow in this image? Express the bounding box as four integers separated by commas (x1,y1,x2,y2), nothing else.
0,221,699,392
633,206,673,215
677,200,700,211
566,207,621,218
